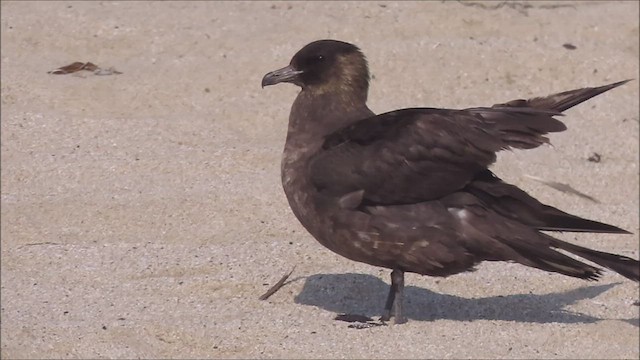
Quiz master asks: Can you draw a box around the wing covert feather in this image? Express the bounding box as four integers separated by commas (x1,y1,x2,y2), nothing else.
310,107,566,205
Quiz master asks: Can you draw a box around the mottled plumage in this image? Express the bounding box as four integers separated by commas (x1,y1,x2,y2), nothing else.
262,39,638,324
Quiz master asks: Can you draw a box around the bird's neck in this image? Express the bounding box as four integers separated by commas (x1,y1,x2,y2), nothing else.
282,90,371,171
280,89,373,237
286,89,372,145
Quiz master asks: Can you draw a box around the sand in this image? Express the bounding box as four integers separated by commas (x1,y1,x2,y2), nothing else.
1,1,638,358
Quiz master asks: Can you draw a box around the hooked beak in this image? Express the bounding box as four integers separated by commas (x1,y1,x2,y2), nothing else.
261,65,303,88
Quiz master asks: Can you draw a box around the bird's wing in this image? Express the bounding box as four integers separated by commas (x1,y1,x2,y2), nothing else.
487,79,630,113
310,106,566,206
466,170,629,234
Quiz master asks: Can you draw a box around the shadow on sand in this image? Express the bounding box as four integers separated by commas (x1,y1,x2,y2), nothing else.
293,273,638,325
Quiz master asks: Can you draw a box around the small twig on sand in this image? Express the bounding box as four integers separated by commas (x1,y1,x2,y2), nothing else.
18,242,62,249
259,266,296,300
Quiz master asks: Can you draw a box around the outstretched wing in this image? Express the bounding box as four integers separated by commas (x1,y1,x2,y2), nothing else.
310,106,565,205
310,80,630,206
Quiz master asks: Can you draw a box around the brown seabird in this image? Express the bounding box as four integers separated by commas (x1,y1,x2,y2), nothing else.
261,39,639,324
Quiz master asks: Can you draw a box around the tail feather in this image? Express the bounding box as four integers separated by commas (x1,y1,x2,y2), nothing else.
536,209,631,234
503,237,603,280
496,231,638,282
545,234,640,282
467,171,632,234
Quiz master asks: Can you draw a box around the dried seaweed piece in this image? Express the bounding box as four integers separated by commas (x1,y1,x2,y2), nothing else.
48,61,98,74
48,61,122,75
456,1,575,16
335,313,387,328
524,174,600,203
335,314,373,323
259,266,296,300
563,43,577,50
348,322,386,329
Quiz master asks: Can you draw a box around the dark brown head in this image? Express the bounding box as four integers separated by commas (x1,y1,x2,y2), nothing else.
262,40,370,100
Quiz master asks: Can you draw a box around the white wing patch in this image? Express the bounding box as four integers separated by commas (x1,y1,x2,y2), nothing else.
448,207,470,221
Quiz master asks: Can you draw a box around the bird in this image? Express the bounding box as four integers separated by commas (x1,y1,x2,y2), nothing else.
261,39,639,324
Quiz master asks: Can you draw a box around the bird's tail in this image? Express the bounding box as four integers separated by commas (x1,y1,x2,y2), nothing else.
466,81,636,281
466,172,639,282
544,234,640,282
467,171,631,234
498,232,639,282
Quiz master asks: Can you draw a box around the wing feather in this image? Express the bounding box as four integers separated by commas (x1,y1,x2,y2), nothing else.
311,107,565,205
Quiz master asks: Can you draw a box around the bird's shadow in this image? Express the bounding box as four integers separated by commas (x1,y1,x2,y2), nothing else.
294,273,639,325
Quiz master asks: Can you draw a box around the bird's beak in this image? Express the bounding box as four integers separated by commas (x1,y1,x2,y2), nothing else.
262,65,303,88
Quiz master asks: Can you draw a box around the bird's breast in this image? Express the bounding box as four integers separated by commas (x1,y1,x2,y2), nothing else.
281,140,324,237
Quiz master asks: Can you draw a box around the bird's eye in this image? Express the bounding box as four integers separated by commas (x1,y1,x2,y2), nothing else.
317,55,324,61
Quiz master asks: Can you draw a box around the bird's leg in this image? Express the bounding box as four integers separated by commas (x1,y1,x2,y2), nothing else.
381,274,398,321
380,269,407,324
391,269,407,324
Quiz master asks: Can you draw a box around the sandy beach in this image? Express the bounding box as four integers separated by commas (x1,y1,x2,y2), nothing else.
1,1,638,358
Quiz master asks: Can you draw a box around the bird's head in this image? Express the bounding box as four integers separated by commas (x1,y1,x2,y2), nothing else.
262,40,370,99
